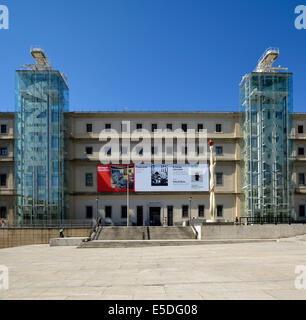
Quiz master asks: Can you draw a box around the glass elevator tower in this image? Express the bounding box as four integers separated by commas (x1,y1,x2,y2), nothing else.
240,48,293,221
15,48,69,223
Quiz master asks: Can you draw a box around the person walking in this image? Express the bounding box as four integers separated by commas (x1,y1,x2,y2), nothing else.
98,216,102,227
59,228,64,238
1,218,5,228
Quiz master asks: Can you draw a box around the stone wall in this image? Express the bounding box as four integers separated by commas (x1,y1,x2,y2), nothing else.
0,228,92,249
201,224,306,239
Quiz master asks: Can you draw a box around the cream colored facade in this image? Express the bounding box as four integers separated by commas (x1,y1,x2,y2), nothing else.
0,111,305,225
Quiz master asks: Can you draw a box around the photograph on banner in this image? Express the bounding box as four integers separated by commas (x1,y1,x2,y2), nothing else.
135,164,209,192
97,164,135,192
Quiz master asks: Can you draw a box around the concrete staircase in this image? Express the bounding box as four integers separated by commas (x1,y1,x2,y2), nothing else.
92,226,196,241
148,226,196,240
96,226,146,240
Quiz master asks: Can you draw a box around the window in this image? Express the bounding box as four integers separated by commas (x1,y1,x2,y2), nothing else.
216,124,222,133
121,206,127,219
85,173,93,187
105,123,111,130
182,124,187,132
0,174,6,186
298,125,304,134
184,146,188,155
86,147,93,155
197,124,203,132
299,205,305,217
182,205,189,218
216,172,223,185
151,146,157,155
0,207,6,219
138,148,143,155
152,124,157,132
166,123,172,131
299,173,305,185
136,123,142,130
86,123,92,133
217,205,223,217
105,206,112,218
298,148,305,156
0,148,7,156
198,205,205,217
216,146,223,155
0,125,7,134
107,148,112,156
86,206,93,219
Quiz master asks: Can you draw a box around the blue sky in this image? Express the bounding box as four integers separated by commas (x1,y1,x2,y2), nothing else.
0,0,305,112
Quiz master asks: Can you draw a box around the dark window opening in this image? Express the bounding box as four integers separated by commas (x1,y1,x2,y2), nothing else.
85,173,93,187
86,147,93,155
216,172,223,185
298,125,304,134
217,205,223,217
216,124,222,133
198,205,205,217
216,146,223,155
1,125,7,134
86,206,93,219
197,124,203,132
152,124,158,132
0,174,6,187
105,206,112,218
182,205,189,218
121,206,127,219
299,205,305,217
86,123,92,133
1,148,7,156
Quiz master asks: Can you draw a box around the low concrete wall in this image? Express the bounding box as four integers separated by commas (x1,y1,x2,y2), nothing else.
201,224,306,240
50,237,89,247
0,228,92,249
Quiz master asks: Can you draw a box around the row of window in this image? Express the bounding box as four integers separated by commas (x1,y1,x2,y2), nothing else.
84,172,224,187
85,146,224,156
86,123,223,133
85,205,224,219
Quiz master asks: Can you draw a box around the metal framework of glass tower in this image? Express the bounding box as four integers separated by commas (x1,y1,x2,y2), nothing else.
15,48,69,223
240,48,293,220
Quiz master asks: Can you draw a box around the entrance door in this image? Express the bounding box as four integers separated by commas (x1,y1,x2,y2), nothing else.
137,206,143,226
149,207,161,226
167,206,173,226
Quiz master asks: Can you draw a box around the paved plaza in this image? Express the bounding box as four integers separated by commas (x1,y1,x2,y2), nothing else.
1,237,306,300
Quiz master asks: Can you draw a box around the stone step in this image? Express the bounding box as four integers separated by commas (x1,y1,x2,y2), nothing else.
96,226,196,240
78,239,277,249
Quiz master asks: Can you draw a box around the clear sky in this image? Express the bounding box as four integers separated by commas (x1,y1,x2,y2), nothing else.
0,0,305,112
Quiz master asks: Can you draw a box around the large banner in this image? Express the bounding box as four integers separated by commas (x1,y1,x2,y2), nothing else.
97,164,135,192
98,164,209,193
134,164,209,192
